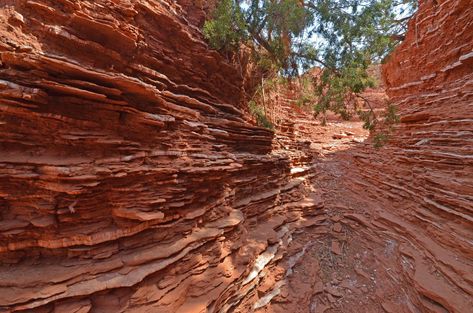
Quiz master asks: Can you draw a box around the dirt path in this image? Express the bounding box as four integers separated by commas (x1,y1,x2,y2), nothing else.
270,148,415,313
232,118,422,313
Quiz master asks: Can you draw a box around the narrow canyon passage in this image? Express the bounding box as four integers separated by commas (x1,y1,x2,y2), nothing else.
232,125,443,313
0,1,472,313
228,115,472,313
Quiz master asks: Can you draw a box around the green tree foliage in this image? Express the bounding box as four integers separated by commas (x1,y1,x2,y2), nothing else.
203,0,247,50
249,100,274,129
203,0,416,133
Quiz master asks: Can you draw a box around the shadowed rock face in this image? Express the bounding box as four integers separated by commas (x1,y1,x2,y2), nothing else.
174,0,218,27
367,0,473,310
0,0,471,313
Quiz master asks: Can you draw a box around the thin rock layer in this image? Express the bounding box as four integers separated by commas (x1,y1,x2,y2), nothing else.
351,0,473,311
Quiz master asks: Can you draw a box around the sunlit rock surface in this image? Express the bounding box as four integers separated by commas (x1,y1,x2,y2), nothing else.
0,0,471,312
0,1,289,311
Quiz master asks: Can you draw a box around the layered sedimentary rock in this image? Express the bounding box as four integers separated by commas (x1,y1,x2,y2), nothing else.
223,0,473,312
0,0,472,312
0,1,314,312
348,0,473,311
174,0,217,27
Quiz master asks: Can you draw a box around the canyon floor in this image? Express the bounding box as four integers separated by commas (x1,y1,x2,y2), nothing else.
1,1,472,312
230,91,471,313
232,116,415,313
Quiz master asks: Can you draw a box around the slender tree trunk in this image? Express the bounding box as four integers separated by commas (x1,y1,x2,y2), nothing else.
261,76,266,116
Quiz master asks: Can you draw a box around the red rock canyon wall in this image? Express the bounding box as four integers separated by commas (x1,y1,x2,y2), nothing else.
0,0,472,313
346,0,473,311
0,1,308,312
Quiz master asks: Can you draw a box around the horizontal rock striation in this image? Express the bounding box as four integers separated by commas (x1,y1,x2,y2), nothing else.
228,0,473,312
0,1,317,312
0,0,472,312
346,0,473,311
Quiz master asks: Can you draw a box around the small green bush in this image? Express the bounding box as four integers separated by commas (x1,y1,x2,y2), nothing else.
374,133,389,148
249,100,274,130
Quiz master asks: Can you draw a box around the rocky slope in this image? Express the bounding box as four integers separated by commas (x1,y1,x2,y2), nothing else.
0,0,471,313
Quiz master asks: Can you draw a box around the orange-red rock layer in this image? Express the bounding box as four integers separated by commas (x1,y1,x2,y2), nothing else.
0,1,314,312
348,0,473,311
0,0,472,312
225,1,473,312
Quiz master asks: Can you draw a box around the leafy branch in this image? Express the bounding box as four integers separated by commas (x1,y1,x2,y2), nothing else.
203,0,414,141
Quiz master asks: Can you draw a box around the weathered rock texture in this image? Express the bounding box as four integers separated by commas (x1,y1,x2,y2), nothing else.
356,0,473,310
0,0,472,312
0,1,319,312
236,1,473,312
174,0,218,27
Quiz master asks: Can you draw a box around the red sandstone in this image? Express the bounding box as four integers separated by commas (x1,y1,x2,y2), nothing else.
0,0,471,312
